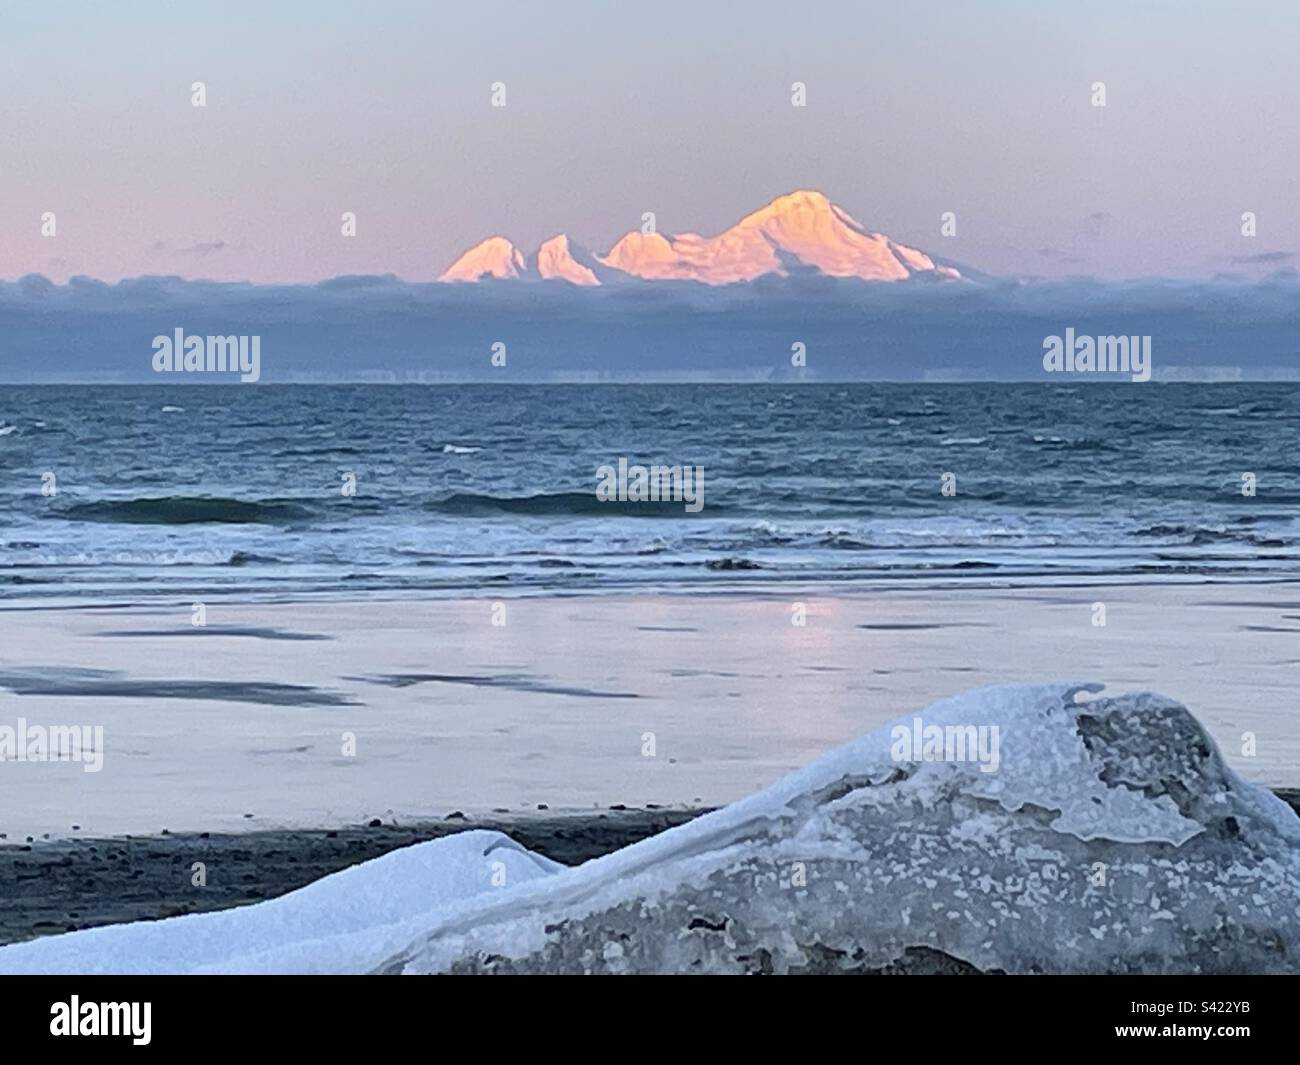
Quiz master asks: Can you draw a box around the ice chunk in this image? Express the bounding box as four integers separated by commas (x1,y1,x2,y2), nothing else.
380,684,1300,974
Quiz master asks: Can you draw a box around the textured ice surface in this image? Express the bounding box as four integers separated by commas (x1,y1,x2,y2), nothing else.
381,683,1300,974
0,831,561,974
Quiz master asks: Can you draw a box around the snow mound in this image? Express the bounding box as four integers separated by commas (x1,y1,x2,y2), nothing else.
0,831,561,975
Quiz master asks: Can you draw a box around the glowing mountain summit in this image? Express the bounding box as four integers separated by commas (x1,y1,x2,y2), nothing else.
439,190,960,286
533,235,601,286
438,236,527,282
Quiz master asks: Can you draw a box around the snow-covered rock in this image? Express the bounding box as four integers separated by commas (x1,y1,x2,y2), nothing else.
382,684,1300,974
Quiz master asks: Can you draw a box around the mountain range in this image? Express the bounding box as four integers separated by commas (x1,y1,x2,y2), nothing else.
439,190,962,286
6,187,1300,382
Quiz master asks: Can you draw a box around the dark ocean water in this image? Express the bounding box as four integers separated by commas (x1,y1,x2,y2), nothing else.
2,383,1299,601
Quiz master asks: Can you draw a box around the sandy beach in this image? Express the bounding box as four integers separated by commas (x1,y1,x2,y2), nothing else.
2,581,1298,844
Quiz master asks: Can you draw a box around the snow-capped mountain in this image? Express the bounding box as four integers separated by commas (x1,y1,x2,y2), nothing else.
439,190,961,285
438,235,528,281
531,234,604,286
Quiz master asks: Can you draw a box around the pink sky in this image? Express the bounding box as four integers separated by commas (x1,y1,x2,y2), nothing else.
2,0,1297,284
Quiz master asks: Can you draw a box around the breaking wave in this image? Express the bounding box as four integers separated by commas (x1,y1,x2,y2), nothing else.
424,491,707,518
55,496,315,526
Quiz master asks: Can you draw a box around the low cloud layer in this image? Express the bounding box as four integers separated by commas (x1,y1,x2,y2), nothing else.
2,272,1299,382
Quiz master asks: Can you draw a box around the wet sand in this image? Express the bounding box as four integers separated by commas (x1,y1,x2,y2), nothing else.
2,583,1300,841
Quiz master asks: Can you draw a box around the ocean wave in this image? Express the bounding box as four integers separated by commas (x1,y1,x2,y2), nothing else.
818,530,875,550
1130,522,1296,547
53,496,315,525
749,520,795,544
424,491,709,518
226,550,285,566
274,445,365,458
1030,434,1117,451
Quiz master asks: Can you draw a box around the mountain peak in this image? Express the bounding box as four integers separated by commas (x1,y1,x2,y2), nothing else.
438,192,961,286
598,230,679,278
750,189,835,218
439,236,526,282
535,234,601,286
